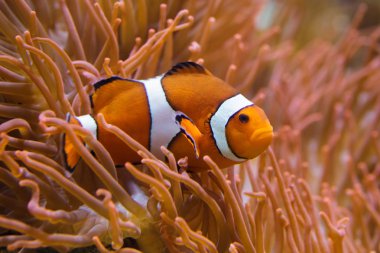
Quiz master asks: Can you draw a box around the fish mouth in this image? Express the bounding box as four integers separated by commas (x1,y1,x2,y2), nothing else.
250,126,274,142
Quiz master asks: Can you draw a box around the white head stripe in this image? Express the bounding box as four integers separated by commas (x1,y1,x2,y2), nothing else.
77,114,97,139
210,94,253,162
141,75,180,160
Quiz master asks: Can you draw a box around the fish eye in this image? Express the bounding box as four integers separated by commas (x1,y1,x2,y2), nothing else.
238,114,249,123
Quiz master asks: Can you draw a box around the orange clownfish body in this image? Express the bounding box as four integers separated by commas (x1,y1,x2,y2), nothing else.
64,62,273,171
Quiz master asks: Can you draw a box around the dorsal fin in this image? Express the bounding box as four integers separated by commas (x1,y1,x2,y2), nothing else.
164,62,210,77
90,76,142,110
93,76,124,91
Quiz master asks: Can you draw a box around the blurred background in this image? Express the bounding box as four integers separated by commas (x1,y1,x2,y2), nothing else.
0,0,380,252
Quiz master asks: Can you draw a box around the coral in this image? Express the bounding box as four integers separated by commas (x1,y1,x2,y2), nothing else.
0,0,379,253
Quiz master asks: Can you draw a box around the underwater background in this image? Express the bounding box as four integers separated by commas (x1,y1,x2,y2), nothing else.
0,0,380,252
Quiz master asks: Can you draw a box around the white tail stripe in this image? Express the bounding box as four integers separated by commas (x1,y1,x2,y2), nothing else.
141,75,180,160
210,94,253,162
77,114,97,139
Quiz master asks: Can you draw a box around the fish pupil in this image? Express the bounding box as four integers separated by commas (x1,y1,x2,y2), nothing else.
239,114,249,123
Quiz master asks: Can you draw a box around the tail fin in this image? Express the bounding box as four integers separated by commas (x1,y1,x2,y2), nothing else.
63,114,82,172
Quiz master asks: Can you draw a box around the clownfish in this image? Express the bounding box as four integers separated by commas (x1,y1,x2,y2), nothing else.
64,62,273,171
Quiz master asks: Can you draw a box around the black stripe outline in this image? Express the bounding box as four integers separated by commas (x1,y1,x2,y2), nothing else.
209,93,251,160
140,80,153,152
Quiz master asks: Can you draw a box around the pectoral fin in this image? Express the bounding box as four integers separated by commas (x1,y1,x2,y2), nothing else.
175,112,202,159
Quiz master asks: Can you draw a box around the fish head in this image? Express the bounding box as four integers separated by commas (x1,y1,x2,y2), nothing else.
226,104,273,159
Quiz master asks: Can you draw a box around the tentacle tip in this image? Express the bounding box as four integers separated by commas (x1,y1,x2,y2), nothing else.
187,15,194,22
229,64,237,70
260,44,271,53
18,179,31,187
14,150,23,157
202,155,210,161
15,35,23,41
180,9,189,15
23,30,32,37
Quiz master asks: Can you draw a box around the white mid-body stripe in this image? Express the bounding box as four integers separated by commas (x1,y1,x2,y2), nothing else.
141,75,180,160
210,94,253,162
77,114,97,139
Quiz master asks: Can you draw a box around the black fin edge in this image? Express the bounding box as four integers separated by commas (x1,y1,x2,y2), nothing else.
175,112,195,124
93,76,125,91
174,112,200,159
164,62,207,77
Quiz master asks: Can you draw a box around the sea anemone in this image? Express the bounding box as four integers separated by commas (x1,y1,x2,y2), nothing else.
0,0,380,252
